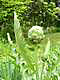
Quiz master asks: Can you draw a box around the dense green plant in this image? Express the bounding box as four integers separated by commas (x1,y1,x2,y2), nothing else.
0,0,32,40
17,0,59,38
14,12,60,80
14,12,51,79
0,39,60,80
0,0,14,39
0,0,60,40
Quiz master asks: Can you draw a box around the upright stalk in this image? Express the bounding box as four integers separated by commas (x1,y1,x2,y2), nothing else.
36,66,39,80
35,45,39,80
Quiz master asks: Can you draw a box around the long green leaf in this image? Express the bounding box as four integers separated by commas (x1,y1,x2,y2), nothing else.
14,12,35,72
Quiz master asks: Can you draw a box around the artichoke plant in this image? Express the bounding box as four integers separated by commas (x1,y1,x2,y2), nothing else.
14,12,50,80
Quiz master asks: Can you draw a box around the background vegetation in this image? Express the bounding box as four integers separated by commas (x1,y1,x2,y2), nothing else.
0,0,60,80
0,0,60,40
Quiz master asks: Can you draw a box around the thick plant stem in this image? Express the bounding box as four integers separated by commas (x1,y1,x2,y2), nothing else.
36,67,39,80
35,45,39,80
40,63,44,80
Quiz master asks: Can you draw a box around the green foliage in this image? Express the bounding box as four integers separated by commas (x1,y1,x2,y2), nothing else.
17,1,59,38
0,0,32,40
0,32,60,80
0,0,60,40
14,12,36,72
0,0,60,80
0,0,15,39
14,12,50,79
14,13,60,79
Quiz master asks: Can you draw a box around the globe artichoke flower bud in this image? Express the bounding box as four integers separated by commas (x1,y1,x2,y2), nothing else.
28,26,45,43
